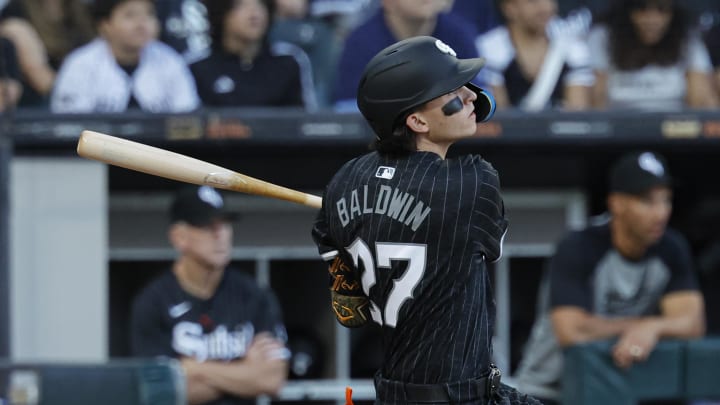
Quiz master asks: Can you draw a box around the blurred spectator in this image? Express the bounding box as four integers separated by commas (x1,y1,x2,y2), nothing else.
131,185,289,405
445,0,499,35
155,0,211,63
276,0,308,18
270,0,340,108
332,0,480,112
0,36,22,111
0,0,94,107
513,151,705,405
50,0,200,113
308,0,377,36
476,0,593,112
190,0,316,109
703,22,720,99
589,0,718,110
546,5,593,39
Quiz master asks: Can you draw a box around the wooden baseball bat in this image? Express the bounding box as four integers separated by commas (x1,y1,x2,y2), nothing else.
76,130,323,209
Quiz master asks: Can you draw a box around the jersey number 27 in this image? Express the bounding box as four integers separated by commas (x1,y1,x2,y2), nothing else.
346,238,427,327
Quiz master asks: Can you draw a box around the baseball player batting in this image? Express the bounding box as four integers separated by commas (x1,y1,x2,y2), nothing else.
312,36,542,404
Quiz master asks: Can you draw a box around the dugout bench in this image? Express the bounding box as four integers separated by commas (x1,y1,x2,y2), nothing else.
562,337,720,405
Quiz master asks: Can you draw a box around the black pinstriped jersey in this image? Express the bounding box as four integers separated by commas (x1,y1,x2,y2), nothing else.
130,269,287,405
313,151,508,384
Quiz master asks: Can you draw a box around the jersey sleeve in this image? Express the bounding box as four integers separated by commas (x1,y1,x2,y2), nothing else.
271,42,314,108
312,164,353,262
660,229,700,294
130,288,176,358
563,36,595,87
0,38,20,81
312,202,339,261
549,232,594,311
474,160,509,262
254,287,288,340
50,52,96,113
685,31,713,73
587,25,610,71
284,57,304,107
475,28,509,87
161,47,201,112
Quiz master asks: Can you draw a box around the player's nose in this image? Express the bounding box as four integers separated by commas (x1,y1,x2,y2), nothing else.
462,86,477,104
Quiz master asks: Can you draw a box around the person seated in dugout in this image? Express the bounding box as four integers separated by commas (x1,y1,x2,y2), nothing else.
512,150,705,405
131,185,289,405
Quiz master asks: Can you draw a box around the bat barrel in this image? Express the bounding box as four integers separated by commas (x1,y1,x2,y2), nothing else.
77,130,323,209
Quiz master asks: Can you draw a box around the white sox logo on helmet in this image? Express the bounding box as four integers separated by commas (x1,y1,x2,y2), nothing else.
434,40,457,57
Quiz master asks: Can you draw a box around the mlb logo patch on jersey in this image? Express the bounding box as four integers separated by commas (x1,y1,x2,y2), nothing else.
375,166,395,179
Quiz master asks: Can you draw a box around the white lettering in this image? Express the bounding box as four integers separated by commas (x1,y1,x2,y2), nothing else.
404,202,432,231
362,185,373,214
337,198,349,226
335,186,431,231
173,322,207,361
398,195,415,222
387,189,410,219
172,322,254,361
375,185,392,214
350,190,362,220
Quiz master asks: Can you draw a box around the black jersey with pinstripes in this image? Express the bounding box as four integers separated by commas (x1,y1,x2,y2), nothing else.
130,269,287,405
313,151,508,384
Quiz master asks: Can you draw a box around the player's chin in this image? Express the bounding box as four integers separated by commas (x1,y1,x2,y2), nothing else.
211,252,232,266
463,120,478,137
647,227,665,243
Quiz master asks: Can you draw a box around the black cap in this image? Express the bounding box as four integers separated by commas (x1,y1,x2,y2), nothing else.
609,151,672,195
170,185,236,226
357,36,494,139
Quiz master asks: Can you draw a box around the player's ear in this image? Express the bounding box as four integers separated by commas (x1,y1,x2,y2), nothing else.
607,193,623,216
168,222,186,249
405,111,429,133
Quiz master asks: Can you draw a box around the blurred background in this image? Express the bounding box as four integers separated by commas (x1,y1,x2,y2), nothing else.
1,0,720,404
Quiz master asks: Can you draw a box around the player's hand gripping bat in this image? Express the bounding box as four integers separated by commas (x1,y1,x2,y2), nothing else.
76,130,323,209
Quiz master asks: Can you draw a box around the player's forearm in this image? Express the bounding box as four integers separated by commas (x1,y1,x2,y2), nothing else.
552,308,639,347
186,380,223,405
200,359,288,398
644,312,705,339
181,360,223,404
569,316,639,345
653,292,706,339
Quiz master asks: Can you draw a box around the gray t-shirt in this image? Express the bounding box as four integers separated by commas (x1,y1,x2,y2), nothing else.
512,218,698,399
588,25,712,111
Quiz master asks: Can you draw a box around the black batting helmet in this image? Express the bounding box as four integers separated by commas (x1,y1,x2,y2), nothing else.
357,36,495,139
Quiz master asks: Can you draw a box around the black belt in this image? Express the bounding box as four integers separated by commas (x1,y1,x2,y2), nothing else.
375,365,502,403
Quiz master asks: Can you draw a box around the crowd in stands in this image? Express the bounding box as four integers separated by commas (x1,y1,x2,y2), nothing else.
0,0,719,114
